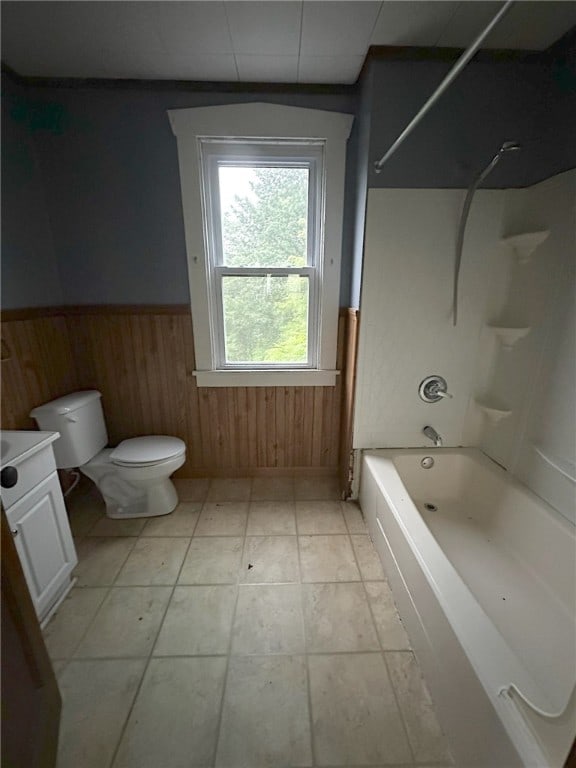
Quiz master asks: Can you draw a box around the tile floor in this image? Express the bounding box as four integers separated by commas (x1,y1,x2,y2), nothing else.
45,475,453,768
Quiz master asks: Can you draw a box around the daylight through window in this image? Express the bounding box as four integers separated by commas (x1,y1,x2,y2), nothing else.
201,141,324,370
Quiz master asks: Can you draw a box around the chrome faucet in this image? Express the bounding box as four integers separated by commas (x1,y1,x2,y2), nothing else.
423,426,443,447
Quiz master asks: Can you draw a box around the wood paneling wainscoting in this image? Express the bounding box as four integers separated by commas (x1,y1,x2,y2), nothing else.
1,312,78,431
1,306,359,480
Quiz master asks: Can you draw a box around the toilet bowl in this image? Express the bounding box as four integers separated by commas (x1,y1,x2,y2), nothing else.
30,391,186,519
82,439,186,518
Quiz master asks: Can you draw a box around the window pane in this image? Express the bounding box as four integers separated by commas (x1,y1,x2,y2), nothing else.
222,275,309,364
219,166,309,267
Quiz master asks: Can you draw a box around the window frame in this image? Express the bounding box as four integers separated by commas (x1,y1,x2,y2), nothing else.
200,140,324,371
168,103,353,387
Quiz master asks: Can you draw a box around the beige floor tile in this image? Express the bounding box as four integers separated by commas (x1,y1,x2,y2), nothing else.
87,516,147,537
57,659,145,768
247,501,296,535
216,655,312,767
342,501,368,533
207,477,252,502
141,502,201,537
74,537,136,586
195,502,248,536
365,581,411,650
303,583,379,653
113,657,227,768
154,585,236,656
75,587,171,658
67,500,104,539
251,476,295,501
351,534,386,580
309,653,411,766
43,587,108,660
299,535,361,582
66,484,105,532
294,475,341,501
296,501,347,534
240,536,299,583
173,477,210,502
386,651,452,764
232,585,304,655
179,537,244,584
115,537,189,585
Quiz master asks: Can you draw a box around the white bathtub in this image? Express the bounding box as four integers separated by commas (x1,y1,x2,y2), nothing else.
359,448,576,768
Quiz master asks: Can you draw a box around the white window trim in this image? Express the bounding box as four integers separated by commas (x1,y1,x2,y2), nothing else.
168,103,353,387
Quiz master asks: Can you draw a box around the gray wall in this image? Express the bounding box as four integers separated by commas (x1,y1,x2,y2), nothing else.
28,86,356,307
348,62,374,309
2,40,573,310
1,78,63,308
366,58,550,190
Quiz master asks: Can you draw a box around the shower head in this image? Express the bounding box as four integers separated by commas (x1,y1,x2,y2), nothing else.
499,141,522,153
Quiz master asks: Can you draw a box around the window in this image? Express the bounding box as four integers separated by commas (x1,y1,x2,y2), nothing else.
201,140,323,369
169,104,353,386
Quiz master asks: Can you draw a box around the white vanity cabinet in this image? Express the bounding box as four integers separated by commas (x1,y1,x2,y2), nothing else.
1,431,77,625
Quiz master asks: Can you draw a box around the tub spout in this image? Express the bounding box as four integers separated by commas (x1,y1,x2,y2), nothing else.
423,426,443,447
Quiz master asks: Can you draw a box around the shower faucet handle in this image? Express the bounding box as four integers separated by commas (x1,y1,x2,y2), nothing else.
419,375,452,403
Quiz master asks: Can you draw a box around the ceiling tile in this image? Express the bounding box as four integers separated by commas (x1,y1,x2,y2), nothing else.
226,1,302,55
370,1,460,46
102,49,177,81
298,55,365,84
1,1,114,76
236,54,299,83
112,3,166,51
157,1,233,55
300,1,382,56
168,53,239,81
436,2,503,48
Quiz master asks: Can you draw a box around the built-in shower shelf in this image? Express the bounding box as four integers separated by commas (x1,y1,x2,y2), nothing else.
501,231,549,263
487,325,531,350
475,400,512,424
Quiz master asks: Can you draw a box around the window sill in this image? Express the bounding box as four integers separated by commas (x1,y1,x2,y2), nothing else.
193,369,339,388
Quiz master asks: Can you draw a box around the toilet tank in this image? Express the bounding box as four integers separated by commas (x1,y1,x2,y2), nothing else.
30,390,108,469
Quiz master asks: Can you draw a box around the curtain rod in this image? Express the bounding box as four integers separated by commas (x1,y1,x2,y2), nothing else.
373,0,515,173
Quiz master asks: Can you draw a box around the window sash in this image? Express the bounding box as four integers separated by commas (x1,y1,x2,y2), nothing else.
213,267,318,369
200,142,325,371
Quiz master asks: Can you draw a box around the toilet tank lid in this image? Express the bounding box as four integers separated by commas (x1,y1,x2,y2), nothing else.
30,390,102,417
111,436,186,465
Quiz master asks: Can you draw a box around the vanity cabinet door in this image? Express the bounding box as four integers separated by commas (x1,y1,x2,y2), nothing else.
6,473,77,620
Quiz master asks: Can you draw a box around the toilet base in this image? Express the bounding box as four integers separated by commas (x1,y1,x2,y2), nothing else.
105,478,178,519
80,449,183,519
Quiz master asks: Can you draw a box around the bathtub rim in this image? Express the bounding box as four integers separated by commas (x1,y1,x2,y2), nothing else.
361,447,575,767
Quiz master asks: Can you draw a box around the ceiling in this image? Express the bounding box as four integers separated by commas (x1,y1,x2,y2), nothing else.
2,1,576,85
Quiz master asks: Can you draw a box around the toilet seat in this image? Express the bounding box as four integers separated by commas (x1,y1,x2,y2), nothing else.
110,436,186,468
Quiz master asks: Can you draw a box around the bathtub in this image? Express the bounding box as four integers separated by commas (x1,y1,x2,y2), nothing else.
359,448,575,768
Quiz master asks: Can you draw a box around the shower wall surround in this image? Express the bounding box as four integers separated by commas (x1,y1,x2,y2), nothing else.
353,169,576,523
354,186,504,449
471,170,576,522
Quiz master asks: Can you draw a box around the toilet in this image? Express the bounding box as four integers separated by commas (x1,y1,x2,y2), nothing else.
30,390,186,519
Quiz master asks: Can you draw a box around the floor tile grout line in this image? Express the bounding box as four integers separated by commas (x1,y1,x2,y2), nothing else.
296,521,318,767
210,527,249,768
349,528,417,765
107,527,197,768
69,649,398,661
63,534,140,663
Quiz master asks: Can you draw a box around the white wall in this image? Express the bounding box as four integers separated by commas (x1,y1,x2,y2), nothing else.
354,171,575,524
353,187,505,449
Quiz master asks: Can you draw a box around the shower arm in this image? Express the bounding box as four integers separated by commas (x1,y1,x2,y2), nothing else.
373,0,515,174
